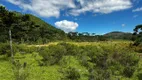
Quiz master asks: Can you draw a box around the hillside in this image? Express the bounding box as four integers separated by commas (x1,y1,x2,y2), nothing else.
104,31,132,40
0,10,67,43
28,14,67,41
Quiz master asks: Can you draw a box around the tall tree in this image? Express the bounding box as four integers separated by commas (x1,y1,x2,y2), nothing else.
0,6,18,62
133,24,142,46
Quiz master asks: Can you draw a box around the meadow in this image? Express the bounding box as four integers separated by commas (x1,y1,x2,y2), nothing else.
0,5,142,80
0,41,142,80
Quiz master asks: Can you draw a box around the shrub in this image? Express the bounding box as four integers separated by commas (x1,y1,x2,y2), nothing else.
58,42,81,56
0,43,10,55
0,43,18,56
39,44,66,65
16,44,38,54
78,44,140,79
60,67,80,80
39,43,82,65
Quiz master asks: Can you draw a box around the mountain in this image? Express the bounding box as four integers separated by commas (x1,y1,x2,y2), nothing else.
104,31,132,40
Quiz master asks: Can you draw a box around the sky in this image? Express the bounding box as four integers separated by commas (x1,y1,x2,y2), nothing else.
0,0,142,34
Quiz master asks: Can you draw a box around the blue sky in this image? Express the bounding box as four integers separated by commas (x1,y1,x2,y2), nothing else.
0,0,142,34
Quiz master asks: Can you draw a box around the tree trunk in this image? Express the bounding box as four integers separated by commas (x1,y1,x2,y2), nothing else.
9,29,14,63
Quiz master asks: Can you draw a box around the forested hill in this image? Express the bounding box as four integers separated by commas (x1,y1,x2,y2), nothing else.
14,11,67,42
26,14,68,41
104,31,132,40
0,6,67,44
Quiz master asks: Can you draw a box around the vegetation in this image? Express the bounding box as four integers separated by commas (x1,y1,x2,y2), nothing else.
0,6,67,44
0,6,142,80
0,42,142,80
133,24,142,46
0,6,134,44
104,31,132,40
0,5,134,44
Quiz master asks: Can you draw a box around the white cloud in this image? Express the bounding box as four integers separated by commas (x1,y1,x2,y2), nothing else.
55,20,78,32
132,7,142,12
6,0,132,17
70,0,132,16
6,0,76,18
122,24,126,27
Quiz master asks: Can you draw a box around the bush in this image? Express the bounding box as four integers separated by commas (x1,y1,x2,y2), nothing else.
39,44,66,65
39,43,82,65
0,43,38,57
0,43,10,55
16,44,38,54
58,42,81,56
0,43,18,56
60,67,80,80
14,42,139,79
78,44,140,79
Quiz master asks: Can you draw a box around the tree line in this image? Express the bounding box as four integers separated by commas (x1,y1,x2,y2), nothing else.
67,31,133,42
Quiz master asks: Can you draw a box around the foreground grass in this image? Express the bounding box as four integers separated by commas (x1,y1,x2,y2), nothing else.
0,41,142,80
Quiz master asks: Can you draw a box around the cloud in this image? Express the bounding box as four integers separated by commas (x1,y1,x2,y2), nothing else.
132,7,142,12
55,20,78,32
122,24,126,27
6,0,132,17
6,0,75,18
70,0,132,16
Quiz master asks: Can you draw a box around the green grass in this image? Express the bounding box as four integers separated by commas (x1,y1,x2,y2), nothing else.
0,41,141,80
0,58,14,80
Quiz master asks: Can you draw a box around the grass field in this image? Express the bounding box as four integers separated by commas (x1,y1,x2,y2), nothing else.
0,41,142,80
29,40,133,47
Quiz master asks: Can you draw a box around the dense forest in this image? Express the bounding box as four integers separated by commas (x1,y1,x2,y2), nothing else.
0,6,142,80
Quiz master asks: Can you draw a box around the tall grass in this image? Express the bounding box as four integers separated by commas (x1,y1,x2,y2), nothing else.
0,41,141,80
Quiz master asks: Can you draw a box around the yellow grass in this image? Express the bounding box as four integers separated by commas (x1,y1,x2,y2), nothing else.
28,40,133,47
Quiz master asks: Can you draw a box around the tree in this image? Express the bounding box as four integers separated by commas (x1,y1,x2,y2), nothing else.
11,14,39,43
0,14,7,42
0,6,36,59
67,32,78,40
91,33,96,36
39,25,49,44
78,33,83,36
133,24,142,46
0,6,18,62
20,14,37,43
82,32,90,36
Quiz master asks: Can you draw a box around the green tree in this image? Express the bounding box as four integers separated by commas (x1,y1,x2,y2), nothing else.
0,6,18,62
133,24,142,46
